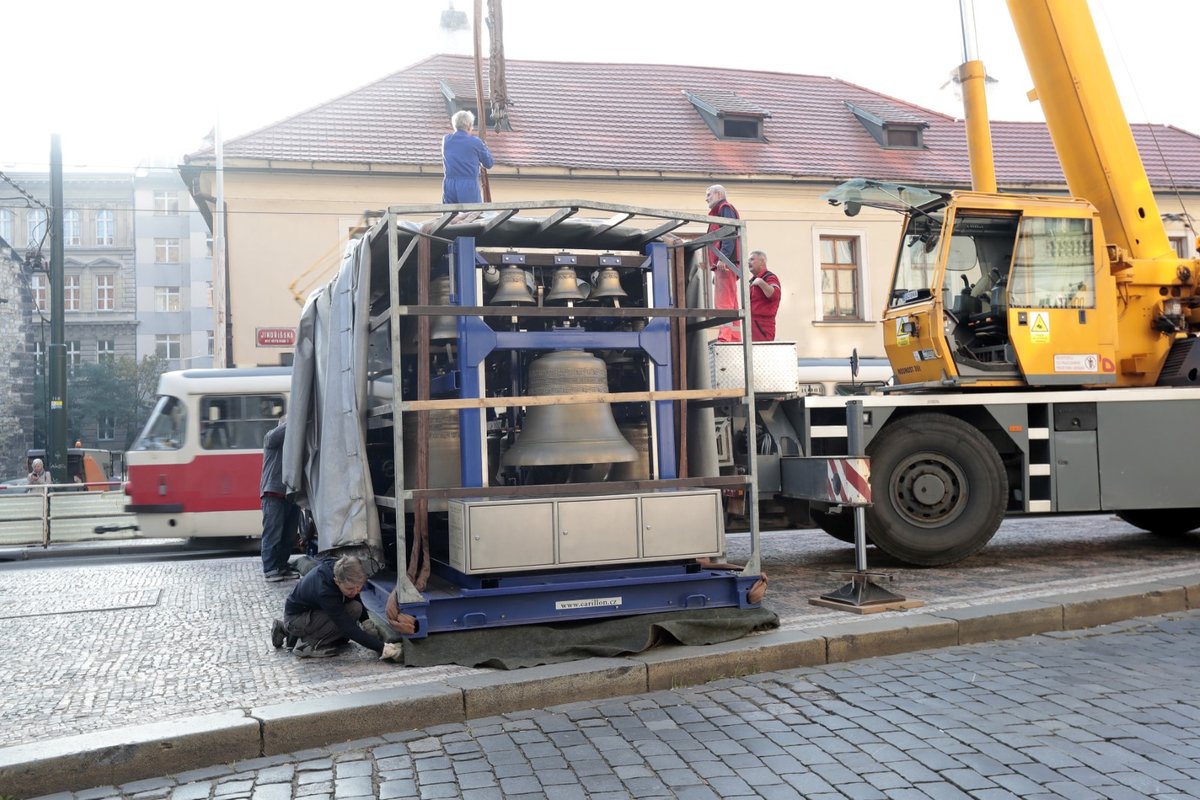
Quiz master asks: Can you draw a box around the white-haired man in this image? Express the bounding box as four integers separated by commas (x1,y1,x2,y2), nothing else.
442,109,495,204
704,184,742,341
27,458,51,486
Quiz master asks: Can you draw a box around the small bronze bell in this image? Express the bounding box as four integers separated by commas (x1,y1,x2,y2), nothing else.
428,276,458,341
590,267,628,300
545,266,587,304
489,265,536,305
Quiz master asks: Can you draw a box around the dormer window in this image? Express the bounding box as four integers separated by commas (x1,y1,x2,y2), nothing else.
845,100,928,150
684,89,769,141
439,78,495,127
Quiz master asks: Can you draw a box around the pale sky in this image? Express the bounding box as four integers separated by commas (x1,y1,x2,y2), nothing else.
3,0,1198,172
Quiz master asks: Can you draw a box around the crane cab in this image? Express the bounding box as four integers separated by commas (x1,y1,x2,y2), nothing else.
825,180,1120,389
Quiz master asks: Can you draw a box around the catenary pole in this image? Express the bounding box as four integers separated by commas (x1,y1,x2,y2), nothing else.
47,136,68,482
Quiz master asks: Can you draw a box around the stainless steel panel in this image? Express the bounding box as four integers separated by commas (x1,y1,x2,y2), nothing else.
641,491,723,558
463,501,555,572
557,497,639,564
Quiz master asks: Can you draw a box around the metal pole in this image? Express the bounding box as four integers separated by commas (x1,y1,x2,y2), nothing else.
846,400,867,572
473,0,492,201
47,136,68,484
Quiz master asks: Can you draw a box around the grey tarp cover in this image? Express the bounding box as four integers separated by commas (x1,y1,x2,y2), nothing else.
359,579,778,669
282,239,383,562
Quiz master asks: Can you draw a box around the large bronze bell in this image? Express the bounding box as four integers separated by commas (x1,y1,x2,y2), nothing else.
545,266,587,304
502,350,638,467
428,276,458,341
402,410,463,511
590,267,628,300
489,265,536,305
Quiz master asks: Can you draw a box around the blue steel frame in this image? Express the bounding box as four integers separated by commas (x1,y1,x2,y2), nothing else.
374,564,759,638
391,235,745,636
450,236,677,485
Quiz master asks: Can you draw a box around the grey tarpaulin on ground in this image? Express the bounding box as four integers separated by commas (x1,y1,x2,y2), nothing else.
283,238,383,562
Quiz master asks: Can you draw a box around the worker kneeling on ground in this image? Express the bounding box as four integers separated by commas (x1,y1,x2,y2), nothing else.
270,555,415,660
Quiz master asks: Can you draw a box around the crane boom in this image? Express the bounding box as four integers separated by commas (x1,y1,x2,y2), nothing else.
1007,0,1172,261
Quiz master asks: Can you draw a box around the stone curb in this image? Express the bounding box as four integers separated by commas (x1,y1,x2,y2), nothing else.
5,576,1200,797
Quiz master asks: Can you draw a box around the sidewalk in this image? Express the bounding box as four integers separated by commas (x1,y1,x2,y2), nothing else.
3,514,1199,796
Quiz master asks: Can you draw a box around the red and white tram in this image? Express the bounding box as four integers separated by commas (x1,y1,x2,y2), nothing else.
125,368,291,538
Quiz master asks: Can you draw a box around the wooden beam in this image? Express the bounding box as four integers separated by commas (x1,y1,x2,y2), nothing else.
396,387,744,412
399,475,750,500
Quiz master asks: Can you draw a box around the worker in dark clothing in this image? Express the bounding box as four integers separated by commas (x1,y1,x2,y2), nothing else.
442,109,494,204
260,417,299,582
271,555,413,659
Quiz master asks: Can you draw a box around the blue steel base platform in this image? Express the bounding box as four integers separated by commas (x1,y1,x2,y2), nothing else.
366,562,760,639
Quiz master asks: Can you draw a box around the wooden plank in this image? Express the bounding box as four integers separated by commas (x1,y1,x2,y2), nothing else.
808,597,926,614
400,475,750,500
397,387,744,412
395,304,740,320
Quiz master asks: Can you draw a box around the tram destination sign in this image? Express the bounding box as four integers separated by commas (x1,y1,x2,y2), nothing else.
256,327,297,347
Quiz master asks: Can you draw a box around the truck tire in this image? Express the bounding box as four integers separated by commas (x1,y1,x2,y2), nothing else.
865,413,1007,566
1115,509,1200,536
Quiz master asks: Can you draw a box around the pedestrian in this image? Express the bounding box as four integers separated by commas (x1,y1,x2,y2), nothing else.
271,555,414,659
27,458,51,486
703,184,742,342
260,416,300,582
748,250,782,341
442,109,494,204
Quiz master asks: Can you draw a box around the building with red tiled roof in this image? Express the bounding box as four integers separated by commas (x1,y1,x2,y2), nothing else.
181,54,1200,366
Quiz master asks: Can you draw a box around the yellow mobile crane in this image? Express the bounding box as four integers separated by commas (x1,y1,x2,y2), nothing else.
801,0,1200,564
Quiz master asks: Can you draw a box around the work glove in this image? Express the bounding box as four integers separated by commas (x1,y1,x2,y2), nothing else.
380,642,403,662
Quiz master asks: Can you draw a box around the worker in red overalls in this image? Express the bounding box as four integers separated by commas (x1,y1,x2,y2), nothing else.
704,185,742,342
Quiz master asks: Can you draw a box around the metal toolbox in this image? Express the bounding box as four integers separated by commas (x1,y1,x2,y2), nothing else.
447,489,725,574
709,341,799,393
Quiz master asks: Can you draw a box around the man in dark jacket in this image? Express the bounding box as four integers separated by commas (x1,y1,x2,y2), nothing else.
271,556,414,659
260,417,299,582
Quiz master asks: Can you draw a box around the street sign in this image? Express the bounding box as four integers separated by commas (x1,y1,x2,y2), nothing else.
256,327,296,347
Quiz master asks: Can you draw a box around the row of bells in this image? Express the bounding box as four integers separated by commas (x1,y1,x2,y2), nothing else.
491,264,628,305
403,350,645,493
424,268,627,340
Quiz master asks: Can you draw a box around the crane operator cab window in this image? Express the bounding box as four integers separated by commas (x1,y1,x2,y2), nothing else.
1008,217,1095,310
940,213,1020,366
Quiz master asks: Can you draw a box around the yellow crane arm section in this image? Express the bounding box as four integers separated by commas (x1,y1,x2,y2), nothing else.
1006,0,1172,262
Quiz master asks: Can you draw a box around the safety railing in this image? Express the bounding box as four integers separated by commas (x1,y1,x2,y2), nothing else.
0,482,139,547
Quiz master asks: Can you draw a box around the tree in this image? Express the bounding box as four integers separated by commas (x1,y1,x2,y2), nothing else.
67,356,166,450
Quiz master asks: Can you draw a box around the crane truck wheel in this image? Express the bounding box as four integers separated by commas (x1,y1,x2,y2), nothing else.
865,413,1007,566
1115,509,1200,536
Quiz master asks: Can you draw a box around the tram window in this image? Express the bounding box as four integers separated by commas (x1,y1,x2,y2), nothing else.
200,394,286,450
134,396,187,450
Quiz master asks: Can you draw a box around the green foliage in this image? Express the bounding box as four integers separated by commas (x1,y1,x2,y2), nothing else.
34,356,167,450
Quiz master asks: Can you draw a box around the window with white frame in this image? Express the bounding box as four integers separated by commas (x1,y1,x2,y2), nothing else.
155,334,181,359
155,238,180,263
63,210,81,246
27,209,47,245
819,234,863,321
66,340,82,371
205,235,213,257
153,191,179,215
0,208,13,241
98,414,116,441
1170,235,1191,259
96,210,114,245
65,275,80,311
96,274,116,311
154,286,181,312
207,330,215,355
32,341,45,373
98,339,115,364
206,281,214,307
31,273,48,312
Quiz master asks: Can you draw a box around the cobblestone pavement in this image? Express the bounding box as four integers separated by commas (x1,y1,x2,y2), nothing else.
37,608,1200,800
4,514,1200,749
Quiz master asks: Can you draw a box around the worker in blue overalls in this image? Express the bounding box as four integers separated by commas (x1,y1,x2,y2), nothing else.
442,109,494,204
